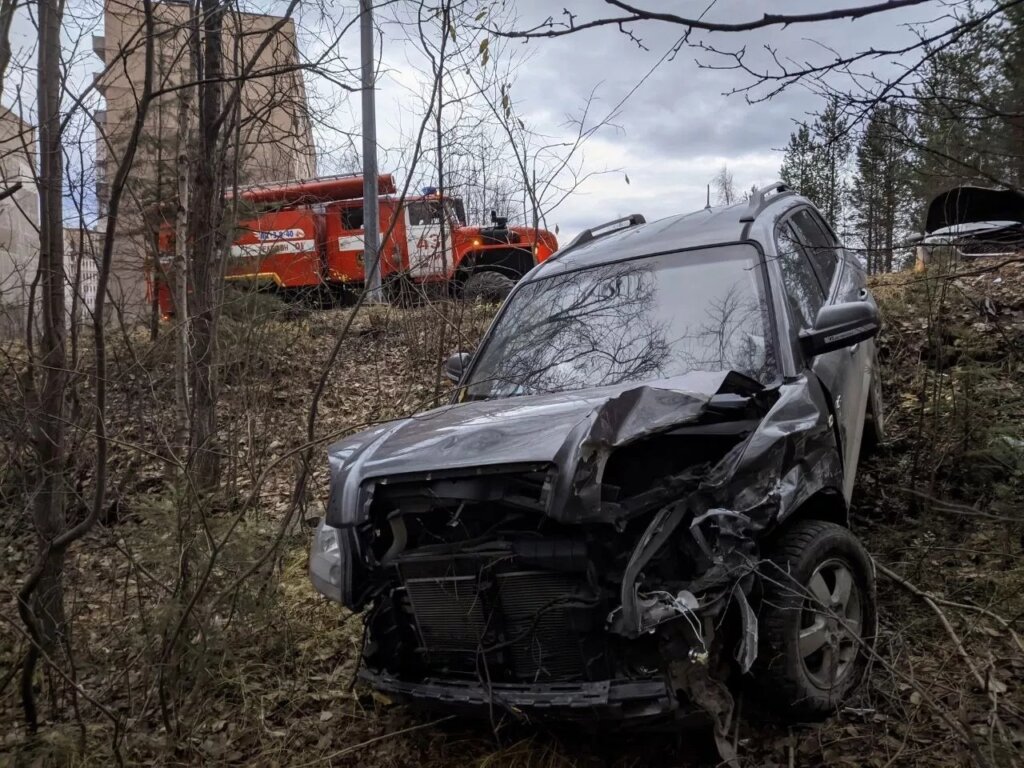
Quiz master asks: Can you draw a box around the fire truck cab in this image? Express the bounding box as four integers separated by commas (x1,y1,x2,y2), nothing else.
150,173,558,314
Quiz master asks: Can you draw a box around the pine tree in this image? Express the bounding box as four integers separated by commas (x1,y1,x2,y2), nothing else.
850,105,913,273
779,99,850,230
780,123,821,203
911,11,1002,213
811,99,851,230
995,4,1024,188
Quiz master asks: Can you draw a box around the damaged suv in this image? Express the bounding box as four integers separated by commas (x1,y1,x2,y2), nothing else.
311,183,884,732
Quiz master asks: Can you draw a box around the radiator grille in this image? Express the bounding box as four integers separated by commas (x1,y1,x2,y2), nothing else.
498,571,586,680
404,575,487,651
399,563,588,681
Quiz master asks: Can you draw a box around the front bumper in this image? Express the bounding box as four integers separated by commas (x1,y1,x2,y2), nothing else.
360,669,679,722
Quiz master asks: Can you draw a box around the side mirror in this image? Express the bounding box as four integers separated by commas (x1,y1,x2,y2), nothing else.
443,351,472,384
799,301,880,359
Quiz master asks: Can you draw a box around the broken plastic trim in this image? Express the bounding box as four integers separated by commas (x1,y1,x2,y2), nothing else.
324,368,844,676
608,378,843,673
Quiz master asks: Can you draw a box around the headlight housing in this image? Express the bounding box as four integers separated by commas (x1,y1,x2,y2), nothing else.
309,519,344,603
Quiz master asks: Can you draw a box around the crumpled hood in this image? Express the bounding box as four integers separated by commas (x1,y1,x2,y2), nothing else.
325,370,762,526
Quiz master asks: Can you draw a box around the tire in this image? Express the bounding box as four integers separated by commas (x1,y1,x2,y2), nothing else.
861,350,886,456
383,274,419,307
462,270,516,303
753,520,876,718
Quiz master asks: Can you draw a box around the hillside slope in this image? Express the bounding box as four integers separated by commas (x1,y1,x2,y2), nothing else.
2,263,1022,766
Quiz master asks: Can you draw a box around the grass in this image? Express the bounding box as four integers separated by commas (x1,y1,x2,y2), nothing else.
2,265,1023,766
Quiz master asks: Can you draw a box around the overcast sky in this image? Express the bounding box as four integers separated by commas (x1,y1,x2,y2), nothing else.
4,0,961,238
351,0,951,239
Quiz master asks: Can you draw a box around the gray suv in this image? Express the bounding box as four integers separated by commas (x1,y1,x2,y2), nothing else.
310,183,884,734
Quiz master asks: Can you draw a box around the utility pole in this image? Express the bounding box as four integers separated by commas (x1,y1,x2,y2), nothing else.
360,0,383,301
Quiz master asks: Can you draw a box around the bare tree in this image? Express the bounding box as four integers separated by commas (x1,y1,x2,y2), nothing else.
9,0,333,742
22,0,69,691
712,164,736,205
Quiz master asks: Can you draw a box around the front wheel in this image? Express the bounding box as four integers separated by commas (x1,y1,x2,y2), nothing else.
462,270,516,303
753,520,876,718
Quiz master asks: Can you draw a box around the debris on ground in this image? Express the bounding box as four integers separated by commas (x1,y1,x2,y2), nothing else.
2,260,1023,766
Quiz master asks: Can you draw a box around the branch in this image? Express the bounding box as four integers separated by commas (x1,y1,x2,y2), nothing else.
877,561,1017,757
0,181,21,202
491,0,934,39
607,0,933,31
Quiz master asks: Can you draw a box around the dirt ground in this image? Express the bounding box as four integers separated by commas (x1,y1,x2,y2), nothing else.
2,262,1023,766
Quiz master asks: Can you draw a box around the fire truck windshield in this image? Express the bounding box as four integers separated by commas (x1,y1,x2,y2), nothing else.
462,244,776,399
406,198,466,227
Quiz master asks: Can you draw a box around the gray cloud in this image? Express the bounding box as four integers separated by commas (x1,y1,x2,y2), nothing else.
489,0,952,237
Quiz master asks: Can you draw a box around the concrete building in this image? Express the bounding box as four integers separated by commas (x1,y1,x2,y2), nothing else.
64,228,102,327
94,0,317,319
0,106,39,339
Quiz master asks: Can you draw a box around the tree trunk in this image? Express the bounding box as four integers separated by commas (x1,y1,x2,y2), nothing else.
174,94,192,464
31,0,68,657
186,0,226,492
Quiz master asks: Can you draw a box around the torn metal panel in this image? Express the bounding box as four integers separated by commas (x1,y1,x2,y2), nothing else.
326,371,843,642
611,375,841,650
326,369,763,527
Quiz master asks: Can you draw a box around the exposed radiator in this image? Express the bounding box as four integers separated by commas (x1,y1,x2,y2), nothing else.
400,563,588,681
404,575,487,651
497,571,586,681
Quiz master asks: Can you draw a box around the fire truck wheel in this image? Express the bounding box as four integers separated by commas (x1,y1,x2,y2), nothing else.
463,271,516,303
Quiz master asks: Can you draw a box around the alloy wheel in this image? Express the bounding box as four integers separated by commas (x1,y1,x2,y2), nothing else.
798,558,863,689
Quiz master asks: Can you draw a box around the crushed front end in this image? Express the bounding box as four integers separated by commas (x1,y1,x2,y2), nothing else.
311,374,841,727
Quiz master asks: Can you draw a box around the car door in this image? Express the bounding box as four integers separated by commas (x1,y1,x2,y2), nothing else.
787,209,871,500
405,199,453,279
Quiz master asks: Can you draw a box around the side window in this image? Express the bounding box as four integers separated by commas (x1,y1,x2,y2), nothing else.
341,206,363,230
789,209,839,291
775,222,825,329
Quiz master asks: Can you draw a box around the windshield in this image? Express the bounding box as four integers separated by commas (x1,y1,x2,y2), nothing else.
464,245,776,399
447,198,466,225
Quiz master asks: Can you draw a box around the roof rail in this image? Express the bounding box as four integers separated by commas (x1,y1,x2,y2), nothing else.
739,181,794,223
560,213,646,252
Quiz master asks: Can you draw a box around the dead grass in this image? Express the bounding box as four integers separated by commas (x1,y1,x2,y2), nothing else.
2,271,1023,766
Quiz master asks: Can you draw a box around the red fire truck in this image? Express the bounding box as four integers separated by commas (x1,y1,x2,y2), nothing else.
149,173,558,313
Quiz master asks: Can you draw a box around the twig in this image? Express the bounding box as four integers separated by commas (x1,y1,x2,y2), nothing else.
878,562,988,691
901,487,1018,523
927,595,1024,657
1,610,124,766
0,181,22,202
294,715,456,767
877,562,1017,764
